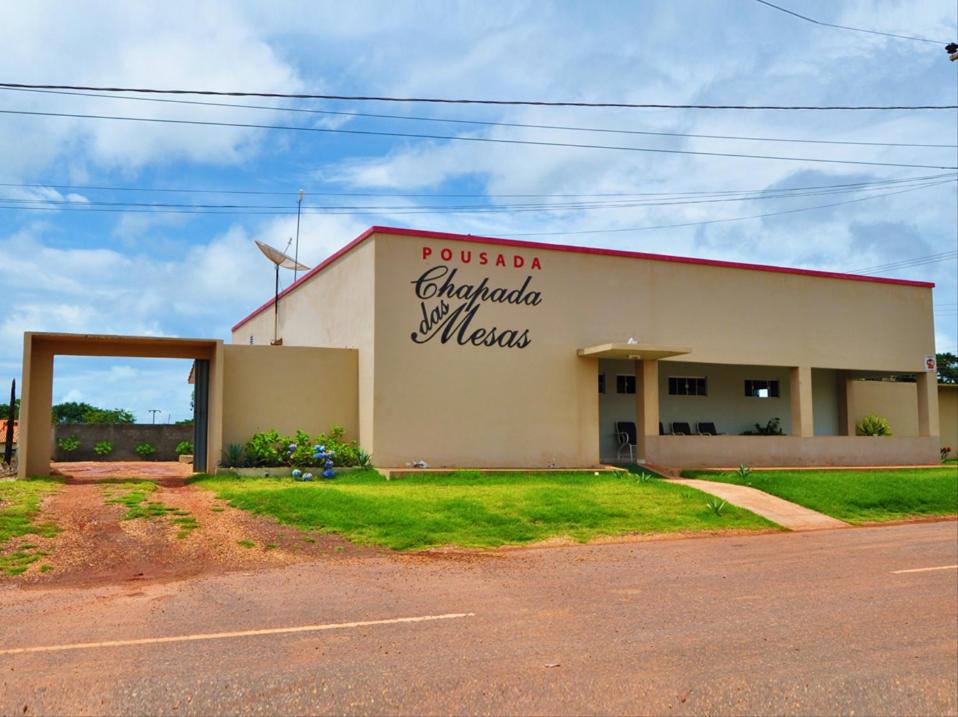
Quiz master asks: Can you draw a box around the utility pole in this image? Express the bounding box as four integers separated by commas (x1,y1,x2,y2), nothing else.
293,189,304,282
147,409,161,424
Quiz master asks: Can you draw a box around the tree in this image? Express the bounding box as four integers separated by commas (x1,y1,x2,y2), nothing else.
52,401,98,424
0,398,19,420
938,352,958,384
52,402,135,424
81,408,135,425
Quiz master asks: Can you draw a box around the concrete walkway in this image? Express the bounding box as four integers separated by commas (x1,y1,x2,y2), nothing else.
669,478,849,531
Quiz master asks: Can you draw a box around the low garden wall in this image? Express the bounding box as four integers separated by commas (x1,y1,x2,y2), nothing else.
52,424,193,461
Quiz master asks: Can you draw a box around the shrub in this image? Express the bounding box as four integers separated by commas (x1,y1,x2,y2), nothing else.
942,446,954,462
245,426,369,468
244,429,286,467
175,440,194,456
742,418,784,436
93,440,113,457
135,442,156,458
57,436,80,453
857,415,892,437
736,464,751,478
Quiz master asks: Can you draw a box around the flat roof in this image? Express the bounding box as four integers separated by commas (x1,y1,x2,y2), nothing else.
577,343,691,361
232,225,936,332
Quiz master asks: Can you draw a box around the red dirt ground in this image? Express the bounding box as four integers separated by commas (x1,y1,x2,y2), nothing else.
9,461,378,588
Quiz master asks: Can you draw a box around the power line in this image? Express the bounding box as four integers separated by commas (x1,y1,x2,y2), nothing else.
753,0,950,45
854,250,958,274
2,172,951,199
508,178,955,236
0,83,953,110
6,87,955,149
1,108,954,170
1,178,950,217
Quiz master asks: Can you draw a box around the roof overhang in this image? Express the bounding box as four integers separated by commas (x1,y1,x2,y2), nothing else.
577,342,691,361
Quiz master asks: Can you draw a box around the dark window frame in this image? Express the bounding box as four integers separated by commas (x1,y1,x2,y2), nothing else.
616,374,636,394
744,379,781,398
667,376,707,397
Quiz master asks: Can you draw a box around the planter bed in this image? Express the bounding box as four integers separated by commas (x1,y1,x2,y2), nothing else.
216,466,368,478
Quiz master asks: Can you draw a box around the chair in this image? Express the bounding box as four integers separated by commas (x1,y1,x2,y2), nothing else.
671,421,694,435
615,421,637,462
697,422,723,436
659,422,672,435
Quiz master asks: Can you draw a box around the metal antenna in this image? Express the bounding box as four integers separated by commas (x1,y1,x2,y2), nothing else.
147,409,161,424
255,240,311,345
293,189,304,282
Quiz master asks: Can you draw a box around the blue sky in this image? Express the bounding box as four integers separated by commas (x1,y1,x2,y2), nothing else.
1,0,956,422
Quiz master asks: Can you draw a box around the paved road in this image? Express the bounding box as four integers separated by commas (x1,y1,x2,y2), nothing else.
1,522,956,716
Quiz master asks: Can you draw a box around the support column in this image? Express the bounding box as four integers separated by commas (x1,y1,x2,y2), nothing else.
916,370,940,437
840,373,859,436
789,366,814,437
836,370,850,436
19,336,54,479
634,359,659,462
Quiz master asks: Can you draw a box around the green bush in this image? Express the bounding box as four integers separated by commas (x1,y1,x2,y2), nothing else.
244,429,286,467
57,436,80,453
244,426,370,468
175,440,194,456
742,418,784,436
93,440,113,457
857,415,892,436
135,442,156,458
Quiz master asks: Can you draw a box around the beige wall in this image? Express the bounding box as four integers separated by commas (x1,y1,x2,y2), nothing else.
367,231,934,466
647,435,940,468
848,380,919,437
939,385,958,457
231,229,937,468
220,345,358,450
232,240,376,454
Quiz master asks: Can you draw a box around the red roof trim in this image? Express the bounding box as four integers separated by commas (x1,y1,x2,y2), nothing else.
232,225,935,331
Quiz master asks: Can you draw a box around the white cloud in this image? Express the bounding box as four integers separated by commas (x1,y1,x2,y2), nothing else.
0,0,302,176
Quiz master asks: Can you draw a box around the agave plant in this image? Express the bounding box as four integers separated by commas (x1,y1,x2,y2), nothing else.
706,497,728,516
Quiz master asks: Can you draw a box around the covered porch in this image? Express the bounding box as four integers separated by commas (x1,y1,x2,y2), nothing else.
579,343,941,468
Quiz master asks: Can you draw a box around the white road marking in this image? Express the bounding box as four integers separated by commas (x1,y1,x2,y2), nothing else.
0,612,475,656
891,564,958,574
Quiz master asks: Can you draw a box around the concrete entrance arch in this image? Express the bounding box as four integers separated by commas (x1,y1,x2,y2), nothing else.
18,333,224,478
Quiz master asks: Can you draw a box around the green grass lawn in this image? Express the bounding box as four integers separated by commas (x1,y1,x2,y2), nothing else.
683,467,958,524
0,478,60,575
193,470,776,550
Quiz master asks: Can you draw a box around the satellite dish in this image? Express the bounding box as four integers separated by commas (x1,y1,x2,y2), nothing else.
255,240,310,271
254,240,311,345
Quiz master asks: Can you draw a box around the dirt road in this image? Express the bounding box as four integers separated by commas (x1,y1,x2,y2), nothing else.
2,520,955,715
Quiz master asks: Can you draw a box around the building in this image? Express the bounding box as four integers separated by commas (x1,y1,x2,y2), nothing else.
17,226,947,477
227,226,942,469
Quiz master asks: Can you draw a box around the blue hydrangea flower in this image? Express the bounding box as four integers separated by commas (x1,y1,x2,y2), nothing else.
322,468,335,478
303,472,313,481
291,468,302,479
288,443,297,451
325,459,334,468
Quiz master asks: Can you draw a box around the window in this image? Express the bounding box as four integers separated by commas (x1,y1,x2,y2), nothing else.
668,376,707,396
745,379,780,398
616,375,636,394
598,373,606,394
